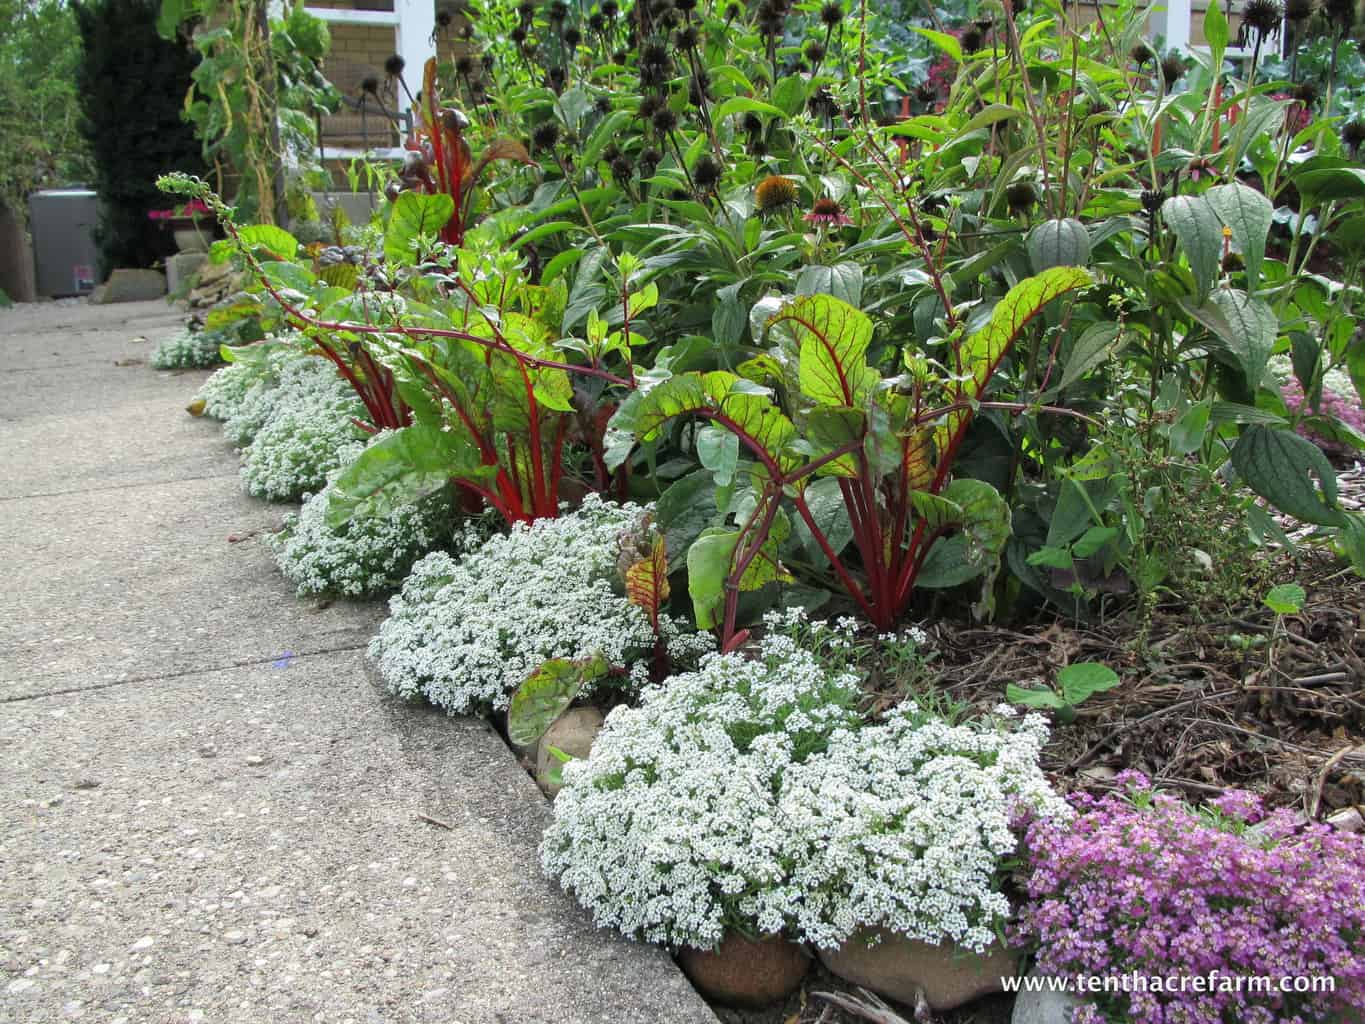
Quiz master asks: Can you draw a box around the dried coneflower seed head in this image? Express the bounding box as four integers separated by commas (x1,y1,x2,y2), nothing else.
675,0,698,11
361,75,380,95
640,146,662,168
589,12,606,31
819,1,844,26
602,0,619,16
724,0,742,18
642,41,670,66
1243,0,1284,34
1160,52,1186,86
1006,180,1038,212
384,54,406,77
532,121,561,150
652,107,678,134
1130,41,1154,65
755,174,798,213
1140,188,1164,214
1343,119,1365,151
436,10,453,27
549,65,567,87
961,26,985,53
693,155,722,190
1286,0,1315,19
1324,0,1354,29
742,112,763,135
594,96,612,116
1292,81,1319,104
549,0,569,22
609,155,632,179
455,55,474,75
564,26,582,46
511,24,527,42
518,0,535,17
676,25,699,48
805,40,826,62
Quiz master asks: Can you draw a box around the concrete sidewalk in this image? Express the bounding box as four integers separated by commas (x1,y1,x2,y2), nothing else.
0,300,716,1024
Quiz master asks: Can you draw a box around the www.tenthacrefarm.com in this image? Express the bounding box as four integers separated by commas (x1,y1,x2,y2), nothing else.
1001,973,1338,997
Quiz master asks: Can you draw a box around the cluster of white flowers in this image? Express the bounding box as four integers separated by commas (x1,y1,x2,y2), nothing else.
541,611,866,950
193,337,307,429
237,355,367,501
543,616,1066,953
369,496,712,714
150,327,226,370
777,707,1070,953
267,450,461,597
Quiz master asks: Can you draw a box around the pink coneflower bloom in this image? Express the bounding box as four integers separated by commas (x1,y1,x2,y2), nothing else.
805,197,852,227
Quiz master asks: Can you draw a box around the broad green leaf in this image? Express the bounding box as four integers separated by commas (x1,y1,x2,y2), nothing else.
1262,583,1305,615
1161,194,1222,302
1230,426,1344,527
1071,525,1117,558
1005,682,1068,711
697,425,740,486
1027,218,1091,273
1204,0,1229,57
795,264,864,307
1168,399,1212,455
1206,289,1276,388
1057,662,1120,705
793,476,854,561
657,471,720,572
506,656,607,748
634,371,797,471
770,293,879,407
384,192,455,266
259,260,316,294
237,224,299,260
917,479,1012,588
327,424,490,525
1206,182,1272,292
1058,322,1126,391
687,529,739,630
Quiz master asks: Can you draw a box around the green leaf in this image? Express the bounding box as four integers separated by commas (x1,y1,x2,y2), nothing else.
237,225,299,260
1058,322,1125,391
687,529,739,630
1057,662,1120,706
793,477,854,561
697,425,740,486
911,26,963,61
657,471,719,572
917,479,1012,588
795,264,864,307
1071,525,1117,558
384,192,455,266
1206,289,1276,390
634,371,797,470
506,656,607,748
770,293,879,408
1168,399,1212,455
1005,682,1067,710
327,424,491,525
1161,194,1222,302
1027,218,1091,273
711,96,786,121
1230,426,1345,527
1204,0,1230,57
1206,183,1272,293
1263,583,1306,615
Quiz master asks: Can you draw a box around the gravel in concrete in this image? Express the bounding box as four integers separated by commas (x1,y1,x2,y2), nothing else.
1,299,718,1024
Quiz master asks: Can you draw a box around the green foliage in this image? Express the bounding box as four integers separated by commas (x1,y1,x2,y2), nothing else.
73,0,204,273
0,0,92,220
1007,662,1121,723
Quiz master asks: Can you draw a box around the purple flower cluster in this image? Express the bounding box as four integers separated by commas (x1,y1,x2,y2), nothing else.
1282,377,1365,458
1015,774,1365,1023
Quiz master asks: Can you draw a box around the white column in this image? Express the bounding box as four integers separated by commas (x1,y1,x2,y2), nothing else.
1152,0,1193,52
395,0,437,116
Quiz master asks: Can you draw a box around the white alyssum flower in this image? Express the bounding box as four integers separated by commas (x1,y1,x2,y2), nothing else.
151,327,226,370
238,355,367,501
778,706,1070,953
267,451,462,597
369,496,710,714
541,614,865,951
194,334,308,426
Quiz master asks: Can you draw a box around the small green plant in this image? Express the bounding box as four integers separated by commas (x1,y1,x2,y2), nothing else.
1006,661,1121,723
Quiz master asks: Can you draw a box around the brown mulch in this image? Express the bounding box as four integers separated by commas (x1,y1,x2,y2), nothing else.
922,544,1365,818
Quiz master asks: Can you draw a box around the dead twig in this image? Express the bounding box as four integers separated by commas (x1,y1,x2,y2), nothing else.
416,813,453,830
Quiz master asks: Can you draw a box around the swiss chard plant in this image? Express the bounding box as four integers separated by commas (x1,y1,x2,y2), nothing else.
614,267,1092,645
